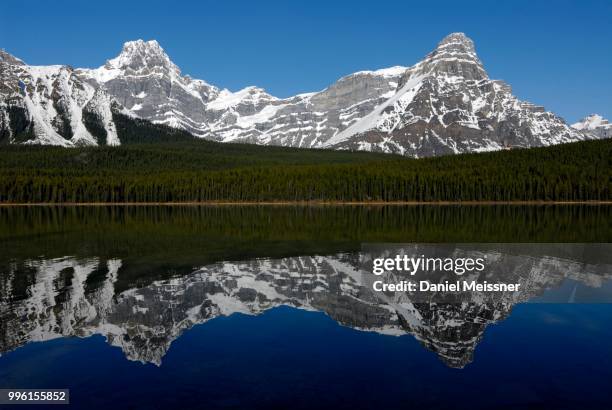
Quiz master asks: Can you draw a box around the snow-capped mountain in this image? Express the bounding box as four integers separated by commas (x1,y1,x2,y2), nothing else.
2,247,611,368
203,66,407,147
1,33,606,154
76,40,406,147
77,40,222,138
324,33,590,155
0,50,120,146
572,114,611,139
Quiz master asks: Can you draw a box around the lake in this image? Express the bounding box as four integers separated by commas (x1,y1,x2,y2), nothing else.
1,205,611,409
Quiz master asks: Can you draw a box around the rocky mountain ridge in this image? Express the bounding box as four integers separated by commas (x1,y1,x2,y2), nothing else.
0,50,120,146
76,39,407,148
324,33,592,155
1,34,607,156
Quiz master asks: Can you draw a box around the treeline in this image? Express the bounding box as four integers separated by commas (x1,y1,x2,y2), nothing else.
0,139,610,202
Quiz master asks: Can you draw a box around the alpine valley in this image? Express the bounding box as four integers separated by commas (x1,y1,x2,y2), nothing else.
0,33,609,156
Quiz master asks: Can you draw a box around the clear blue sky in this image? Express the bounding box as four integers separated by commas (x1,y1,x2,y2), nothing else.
1,0,610,122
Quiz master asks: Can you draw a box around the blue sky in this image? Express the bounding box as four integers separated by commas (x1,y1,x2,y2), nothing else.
1,0,610,122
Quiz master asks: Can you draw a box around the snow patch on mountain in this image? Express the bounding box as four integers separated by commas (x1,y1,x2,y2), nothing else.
326,74,424,146
207,86,278,111
572,114,608,130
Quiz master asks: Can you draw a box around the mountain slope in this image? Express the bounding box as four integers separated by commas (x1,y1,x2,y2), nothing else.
205,66,407,147
324,33,590,156
0,50,120,146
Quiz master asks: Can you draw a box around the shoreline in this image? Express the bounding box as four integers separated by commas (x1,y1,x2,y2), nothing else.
0,201,611,207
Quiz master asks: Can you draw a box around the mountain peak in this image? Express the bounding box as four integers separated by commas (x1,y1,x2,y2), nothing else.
432,32,479,61
106,39,176,72
414,32,485,80
572,114,610,131
0,49,25,66
121,39,164,54
436,32,475,50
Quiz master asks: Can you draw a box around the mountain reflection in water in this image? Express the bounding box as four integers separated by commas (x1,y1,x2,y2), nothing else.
2,246,611,369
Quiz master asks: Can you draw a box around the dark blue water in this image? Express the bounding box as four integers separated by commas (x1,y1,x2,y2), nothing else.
1,304,612,410
1,206,612,409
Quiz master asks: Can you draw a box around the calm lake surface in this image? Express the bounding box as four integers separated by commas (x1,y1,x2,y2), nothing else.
1,205,612,409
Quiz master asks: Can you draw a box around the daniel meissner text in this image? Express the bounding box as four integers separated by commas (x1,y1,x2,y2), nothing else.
370,255,521,293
